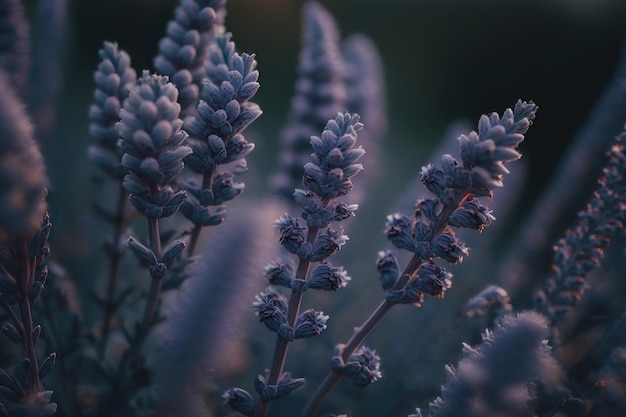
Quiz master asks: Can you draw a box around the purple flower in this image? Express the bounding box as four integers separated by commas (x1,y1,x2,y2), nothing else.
308,262,351,291
264,260,294,288
294,309,329,339
344,346,382,387
276,214,307,255
253,290,289,336
431,228,468,264
311,228,349,262
415,261,452,299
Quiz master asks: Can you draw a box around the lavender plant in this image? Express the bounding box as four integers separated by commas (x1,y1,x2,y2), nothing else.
2,1,626,417
181,31,261,254
534,131,626,346
410,311,561,417
153,0,226,119
81,71,193,417
152,203,277,417
87,40,137,357
299,99,537,417
0,70,55,417
271,1,347,201
116,70,191,327
223,112,364,417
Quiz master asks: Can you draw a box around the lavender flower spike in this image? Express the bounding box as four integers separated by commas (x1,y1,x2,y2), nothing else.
302,102,536,417
88,41,137,177
271,1,347,200
0,71,47,239
234,113,364,417
0,73,54,417
181,32,261,246
413,311,561,417
154,0,226,118
183,31,260,171
303,112,364,200
116,71,191,325
458,100,537,197
535,130,626,346
117,70,192,219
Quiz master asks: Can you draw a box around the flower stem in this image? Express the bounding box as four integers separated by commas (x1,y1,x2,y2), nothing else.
300,198,466,416
255,224,322,417
99,185,129,358
188,168,215,257
142,216,162,327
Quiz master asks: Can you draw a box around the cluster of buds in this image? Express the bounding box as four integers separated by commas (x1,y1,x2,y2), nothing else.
383,101,537,307
181,32,261,227
153,0,227,117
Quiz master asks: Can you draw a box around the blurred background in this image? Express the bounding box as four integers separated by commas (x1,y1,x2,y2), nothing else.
13,0,626,415
20,0,626,251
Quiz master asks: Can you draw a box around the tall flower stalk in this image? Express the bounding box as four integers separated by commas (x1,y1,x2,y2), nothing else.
94,71,193,416
116,71,191,327
87,40,137,357
301,100,537,417
153,0,227,119
271,1,347,201
182,32,261,255
223,112,364,417
410,312,560,417
534,130,626,346
0,71,55,417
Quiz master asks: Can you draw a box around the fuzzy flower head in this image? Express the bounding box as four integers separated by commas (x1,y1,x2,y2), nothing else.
415,261,452,299
184,32,260,173
89,41,137,152
534,130,626,345
271,1,347,199
303,112,365,200
253,289,289,339
344,345,382,387
458,100,537,197
293,308,329,339
424,311,561,417
117,71,192,217
308,262,351,291
0,71,48,238
153,0,227,117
